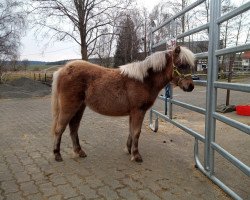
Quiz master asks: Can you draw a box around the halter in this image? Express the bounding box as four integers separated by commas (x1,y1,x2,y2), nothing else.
172,64,192,86
172,64,192,79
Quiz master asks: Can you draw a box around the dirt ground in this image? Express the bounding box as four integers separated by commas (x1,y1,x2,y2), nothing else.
0,77,51,99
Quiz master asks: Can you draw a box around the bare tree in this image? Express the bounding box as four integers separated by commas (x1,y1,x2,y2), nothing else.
132,8,150,58
149,0,201,49
149,2,172,45
92,10,123,67
93,8,150,66
31,0,132,60
0,0,26,79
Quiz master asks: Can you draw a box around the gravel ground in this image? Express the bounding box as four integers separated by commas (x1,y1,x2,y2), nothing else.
0,77,51,99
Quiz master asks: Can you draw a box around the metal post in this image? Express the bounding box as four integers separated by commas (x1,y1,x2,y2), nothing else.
204,0,221,174
164,93,168,115
169,84,173,120
149,24,154,54
168,19,176,120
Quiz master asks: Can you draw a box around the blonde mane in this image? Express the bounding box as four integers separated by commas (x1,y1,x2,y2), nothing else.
178,46,195,67
119,46,195,81
119,51,168,82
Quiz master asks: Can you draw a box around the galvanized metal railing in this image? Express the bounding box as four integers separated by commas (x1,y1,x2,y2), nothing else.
149,1,250,200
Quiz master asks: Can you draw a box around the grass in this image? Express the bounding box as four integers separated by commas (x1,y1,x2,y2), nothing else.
1,71,53,84
27,65,52,71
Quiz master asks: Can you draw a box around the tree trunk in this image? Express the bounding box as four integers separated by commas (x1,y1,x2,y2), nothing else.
81,44,88,60
79,25,88,60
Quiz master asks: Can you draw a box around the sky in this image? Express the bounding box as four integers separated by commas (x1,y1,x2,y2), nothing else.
19,0,246,62
20,0,162,62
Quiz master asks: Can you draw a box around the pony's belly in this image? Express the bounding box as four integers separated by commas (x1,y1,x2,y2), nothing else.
84,81,130,116
85,93,130,116
86,102,129,116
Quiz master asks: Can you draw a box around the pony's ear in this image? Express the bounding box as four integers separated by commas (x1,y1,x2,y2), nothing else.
174,46,181,55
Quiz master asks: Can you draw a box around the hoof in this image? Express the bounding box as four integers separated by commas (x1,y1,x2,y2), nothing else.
128,148,131,154
123,147,131,154
78,150,87,158
55,154,63,162
131,155,143,163
74,148,87,158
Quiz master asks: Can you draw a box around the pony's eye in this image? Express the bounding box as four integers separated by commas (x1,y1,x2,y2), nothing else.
178,64,187,69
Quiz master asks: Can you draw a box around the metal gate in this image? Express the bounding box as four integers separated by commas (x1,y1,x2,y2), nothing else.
149,1,250,199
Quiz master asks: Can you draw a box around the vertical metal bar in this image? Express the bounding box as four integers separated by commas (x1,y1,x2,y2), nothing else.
169,84,173,120
164,94,168,115
205,0,221,174
170,19,176,39
150,109,153,125
149,109,159,132
150,25,154,54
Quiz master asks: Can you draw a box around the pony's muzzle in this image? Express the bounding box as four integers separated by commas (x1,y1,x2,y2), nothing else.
179,78,194,92
183,83,194,92
187,84,194,91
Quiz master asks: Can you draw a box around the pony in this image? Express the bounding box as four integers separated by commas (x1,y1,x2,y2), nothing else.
51,46,195,162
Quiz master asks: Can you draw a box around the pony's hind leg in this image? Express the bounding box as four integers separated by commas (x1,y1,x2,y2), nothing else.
130,110,146,163
69,104,87,158
53,100,83,161
53,114,70,161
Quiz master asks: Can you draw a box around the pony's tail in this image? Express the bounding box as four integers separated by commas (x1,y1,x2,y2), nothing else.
51,69,61,135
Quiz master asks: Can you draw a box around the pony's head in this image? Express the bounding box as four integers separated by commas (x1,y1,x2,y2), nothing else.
170,46,195,92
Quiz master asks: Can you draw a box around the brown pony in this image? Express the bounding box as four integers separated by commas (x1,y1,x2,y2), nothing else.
51,46,195,162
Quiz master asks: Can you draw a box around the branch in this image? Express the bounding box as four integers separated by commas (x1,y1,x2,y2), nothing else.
86,21,111,35
87,32,114,47
36,22,81,46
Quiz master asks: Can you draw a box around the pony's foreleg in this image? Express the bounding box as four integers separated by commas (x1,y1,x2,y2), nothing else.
69,104,87,158
126,116,132,154
130,110,146,163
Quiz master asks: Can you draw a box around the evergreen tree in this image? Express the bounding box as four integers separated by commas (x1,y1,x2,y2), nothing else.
114,16,140,67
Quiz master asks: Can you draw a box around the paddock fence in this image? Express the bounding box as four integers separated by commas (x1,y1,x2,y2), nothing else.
149,1,250,200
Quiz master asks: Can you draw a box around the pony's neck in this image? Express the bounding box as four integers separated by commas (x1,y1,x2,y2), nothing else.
144,63,173,93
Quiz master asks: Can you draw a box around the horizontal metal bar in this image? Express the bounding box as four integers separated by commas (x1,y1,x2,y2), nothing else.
152,0,206,33
195,52,208,59
153,43,209,54
215,44,250,56
217,2,250,24
213,112,250,135
211,142,250,176
156,96,206,114
152,39,167,49
157,95,166,101
193,80,207,86
214,82,250,93
151,109,205,142
194,140,242,200
177,23,209,39
170,99,206,114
